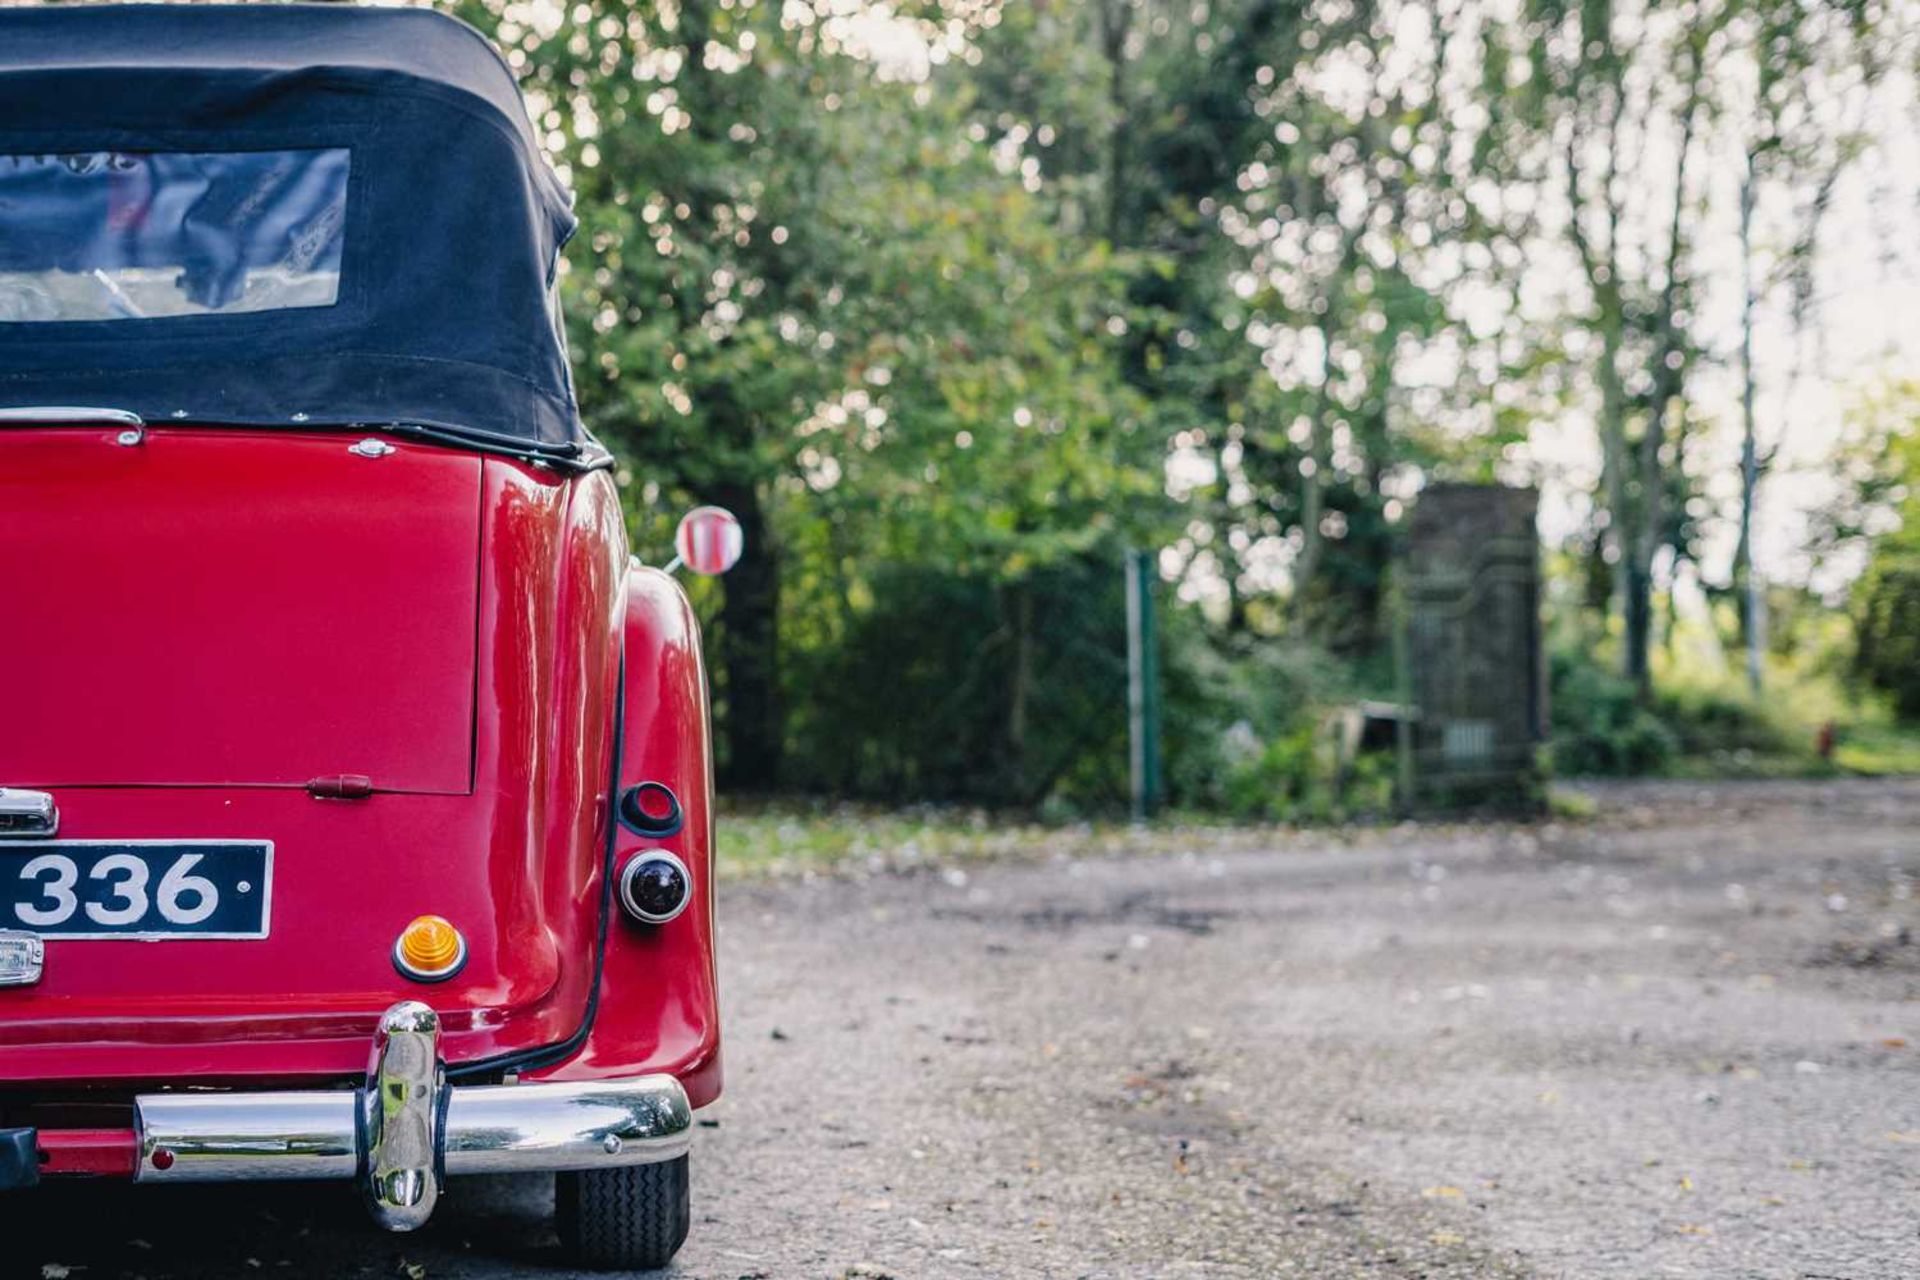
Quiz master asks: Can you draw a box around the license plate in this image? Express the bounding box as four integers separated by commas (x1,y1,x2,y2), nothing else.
0,841,271,939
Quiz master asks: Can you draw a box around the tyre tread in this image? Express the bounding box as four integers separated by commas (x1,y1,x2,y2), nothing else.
555,1155,691,1270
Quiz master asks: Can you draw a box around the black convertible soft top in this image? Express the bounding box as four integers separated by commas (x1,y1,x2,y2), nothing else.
0,4,593,462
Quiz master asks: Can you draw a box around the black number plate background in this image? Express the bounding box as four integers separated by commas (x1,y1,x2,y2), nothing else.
0,841,271,938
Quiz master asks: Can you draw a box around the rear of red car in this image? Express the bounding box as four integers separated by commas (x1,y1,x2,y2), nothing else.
0,422,721,1198
0,6,723,1268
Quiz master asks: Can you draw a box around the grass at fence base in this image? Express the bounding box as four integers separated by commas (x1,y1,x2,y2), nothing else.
714,791,1607,879
1834,721,1920,776
715,804,1261,878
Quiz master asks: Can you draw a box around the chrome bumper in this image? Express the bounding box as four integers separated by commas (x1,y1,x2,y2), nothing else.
131,1002,692,1231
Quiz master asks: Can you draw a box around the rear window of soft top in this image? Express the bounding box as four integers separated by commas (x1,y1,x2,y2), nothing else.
0,148,348,323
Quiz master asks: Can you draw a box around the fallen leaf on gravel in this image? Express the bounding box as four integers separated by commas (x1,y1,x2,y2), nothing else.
1881,1038,1907,1049
1421,1186,1465,1199
1430,1231,1464,1245
1887,1131,1920,1143
1676,1223,1713,1236
1679,1176,1694,1192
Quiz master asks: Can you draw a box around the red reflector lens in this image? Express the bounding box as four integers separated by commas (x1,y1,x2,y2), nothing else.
618,782,682,836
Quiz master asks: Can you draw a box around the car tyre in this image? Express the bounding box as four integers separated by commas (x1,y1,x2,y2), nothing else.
555,1155,691,1270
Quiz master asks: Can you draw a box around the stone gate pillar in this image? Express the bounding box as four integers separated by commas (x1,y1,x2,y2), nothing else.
1404,484,1545,811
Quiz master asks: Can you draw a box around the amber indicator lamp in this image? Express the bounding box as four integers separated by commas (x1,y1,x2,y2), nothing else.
393,914,467,982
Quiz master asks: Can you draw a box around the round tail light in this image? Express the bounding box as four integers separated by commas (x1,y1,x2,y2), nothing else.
618,851,691,925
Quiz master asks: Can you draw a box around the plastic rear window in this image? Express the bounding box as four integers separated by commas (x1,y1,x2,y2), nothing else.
0,149,348,323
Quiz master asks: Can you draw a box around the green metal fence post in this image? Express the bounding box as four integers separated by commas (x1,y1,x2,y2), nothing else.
1126,549,1162,821
1389,561,1415,816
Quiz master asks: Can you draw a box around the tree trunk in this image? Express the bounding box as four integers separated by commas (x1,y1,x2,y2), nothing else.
1626,45,1703,701
1596,310,1632,666
1297,446,1325,614
1294,313,1338,622
1095,0,1131,243
1004,579,1034,798
712,478,782,790
1565,94,1634,686
1625,392,1667,701
1214,435,1247,632
1735,151,1766,695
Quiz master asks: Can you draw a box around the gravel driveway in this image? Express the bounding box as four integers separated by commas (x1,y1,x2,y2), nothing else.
8,779,1917,1278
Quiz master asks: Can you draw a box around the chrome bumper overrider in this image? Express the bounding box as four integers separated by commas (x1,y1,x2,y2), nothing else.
131,1001,692,1231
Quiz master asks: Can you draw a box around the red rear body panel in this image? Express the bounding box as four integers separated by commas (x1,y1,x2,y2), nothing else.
0,427,681,1084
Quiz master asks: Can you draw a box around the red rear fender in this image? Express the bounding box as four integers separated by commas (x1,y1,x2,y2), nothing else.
530,565,721,1108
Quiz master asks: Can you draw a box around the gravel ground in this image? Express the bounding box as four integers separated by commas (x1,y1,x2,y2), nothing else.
6,778,1916,1279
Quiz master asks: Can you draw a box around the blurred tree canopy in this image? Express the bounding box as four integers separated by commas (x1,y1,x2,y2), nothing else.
1820,381,1920,717
441,0,1918,804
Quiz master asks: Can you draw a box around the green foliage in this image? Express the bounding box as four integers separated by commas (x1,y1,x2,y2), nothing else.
1548,651,1680,776
1216,726,1319,820
1547,625,1907,778
1831,720,1920,777
777,550,1386,818
781,553,1131,806
1843,383,1920,718
1649,681,1805,762
433,0,1917,807
447,0,1163,789
1158,620,1390,820
1856,559,1920,719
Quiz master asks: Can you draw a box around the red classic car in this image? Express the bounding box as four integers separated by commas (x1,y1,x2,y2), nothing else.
0,4,733,1269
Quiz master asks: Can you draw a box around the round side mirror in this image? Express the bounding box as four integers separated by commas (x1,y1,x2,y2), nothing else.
673,505,744,576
